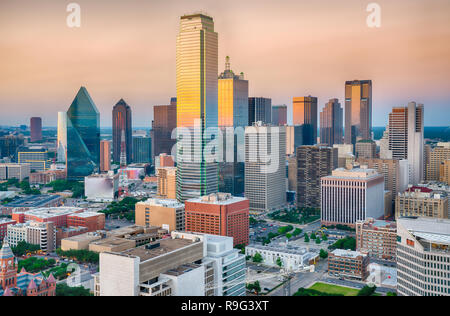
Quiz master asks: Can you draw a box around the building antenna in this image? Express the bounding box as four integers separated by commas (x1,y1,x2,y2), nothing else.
225,56,230,71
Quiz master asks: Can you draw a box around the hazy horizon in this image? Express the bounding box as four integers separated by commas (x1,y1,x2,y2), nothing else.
1,0,449,128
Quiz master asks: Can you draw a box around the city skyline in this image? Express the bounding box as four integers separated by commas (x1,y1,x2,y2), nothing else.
1,0,449,127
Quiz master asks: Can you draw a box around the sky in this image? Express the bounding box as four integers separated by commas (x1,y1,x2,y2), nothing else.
0,0,449,128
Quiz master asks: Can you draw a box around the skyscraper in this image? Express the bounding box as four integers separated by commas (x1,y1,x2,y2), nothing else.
344,80,372,146
57,112,67,164
151,98,177,161
293,96,318,145
30,117,42,143
248,97,271,126
272,105,287,126
320,98,343,146
112,99,132,165
100,140,111,172
132,136,151,163
176,14,219,202
218,56,248,195
66,87,100,180
295,145,337,209
388,102,424,184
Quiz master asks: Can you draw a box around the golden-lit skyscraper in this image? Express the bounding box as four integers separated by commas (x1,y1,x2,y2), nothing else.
176,14,218,202
100,140,111,172
218,56,248,195
344,80,372,146
293,96,318,145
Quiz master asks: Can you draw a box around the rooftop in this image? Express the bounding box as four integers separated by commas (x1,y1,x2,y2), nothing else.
398,217,450,246
187,193,248,205
138,198,184,209
3,195,62,208
13,207,84,219
331,249,367,258
327,167,381,179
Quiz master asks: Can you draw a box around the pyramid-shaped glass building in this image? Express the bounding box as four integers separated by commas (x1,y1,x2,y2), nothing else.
66,87,100,180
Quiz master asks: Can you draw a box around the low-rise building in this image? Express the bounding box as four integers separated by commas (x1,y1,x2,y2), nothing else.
328,249,369,281
7,221,56,252
85,172,119,202
396,186,448,219
0,218,16,241
135,198,184,232
355,218,397,261
0,163,30,181
0,195,63,215
156,167,177,199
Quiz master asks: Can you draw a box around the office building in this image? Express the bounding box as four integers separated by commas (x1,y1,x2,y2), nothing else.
441,160,450,185
245,123,286,212
218,56,248,196
30,117,42,143
357,158,409,203
57,111,67,163
0,135,24,159
0,240,56,296
135,198,185,232
328,249,369,281
85,172,119,202
17,146,51,172
100,140,111,172
155,153,175,168
29,169,66,185
387,102,424,184
333,144,355,168
0,218,16,241
286,125,304,156
321,167,385,227
185,193,249,246
66,87,100,180
0,163,30,181
248,97,271,126
176,14,218,202
426,143,450,182
112,99,132,165
355,140,376,159
293,96,318,145
320,98,343,147
355,218,397,261
396,186,448,219
272,105,287,126
7,221,56,252
344,80,372,146
151,98,177,161
397,217,450,296
295,145,337,209
132,136,151,163
156,167,177,199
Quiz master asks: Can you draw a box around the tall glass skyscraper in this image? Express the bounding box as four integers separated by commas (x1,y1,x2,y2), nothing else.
112,99,132,165
248,97,271,126
320,98,343,146
57,112,67,164
344,80,372,146
218,56,248,196
176,14,219,202
293,96,318,145
66,87,100,180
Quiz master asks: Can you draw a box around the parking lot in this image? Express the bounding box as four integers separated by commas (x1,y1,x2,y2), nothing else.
249,221,282,243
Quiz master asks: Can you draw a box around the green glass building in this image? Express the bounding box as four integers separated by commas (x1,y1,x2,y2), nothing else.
66,87,100,180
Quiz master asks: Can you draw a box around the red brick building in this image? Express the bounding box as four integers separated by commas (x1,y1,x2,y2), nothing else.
185,193,249,246
0,219,16,241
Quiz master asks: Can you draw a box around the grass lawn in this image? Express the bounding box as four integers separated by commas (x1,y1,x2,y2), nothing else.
308,282,360,296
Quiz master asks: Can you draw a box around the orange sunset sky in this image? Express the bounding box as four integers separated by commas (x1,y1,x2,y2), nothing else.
0,0,449,127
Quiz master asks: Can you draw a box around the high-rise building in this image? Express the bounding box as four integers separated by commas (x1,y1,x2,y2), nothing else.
320,98,343,147
156,167,177,199
135,198,185,232
218,56,248,196
296,145,337,209
355,140,376,159
176,14,219,202
66,87,100,180
397,217,450,296
285,125,304,156
344,80,372,146
293,96,318,145
440,160,450,185
248,97,271,126
30,117,42,143
333,144,355,168
0,135,24,159
426,143,450,182
185,193,249,246
245,123,286,212
132,136,151,163
151,98,177,161
17,146,50,172
321,167,385,227
396,186,448,219
100,140,111,172
155,153,175,168
387,102,424,184
272,105,287,126
355,218,397,262
57,112,67,164
112,99,132,165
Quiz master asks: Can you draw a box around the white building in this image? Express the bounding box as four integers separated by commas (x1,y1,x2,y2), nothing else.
245,122,286,212
7,221,56,252
0,163,31,181
397,217,450,296
321,166,385,227
85,172,119,202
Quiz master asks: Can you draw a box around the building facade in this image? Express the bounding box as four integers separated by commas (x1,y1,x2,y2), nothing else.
100,140,111,172
328,249,369,281
135,198,185,232
112,99,132,165
355,218,397,261
248,97,271,126
293,96,318,145
132,136,151,163
320,98,343,147
156,167,177,199
344,80,372,146
396,186,448,219
272,105,287,126
426,143,450,182
151,98,177,161
355,140,376,159
30,117,42,143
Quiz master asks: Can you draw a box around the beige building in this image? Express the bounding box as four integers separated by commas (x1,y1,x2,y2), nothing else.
355,218,397,261
440,160,450,185
426,143,450,182
156,167,177,199
355,140,376,159
135,198,185,232
396,186,449,219
333,144,355,168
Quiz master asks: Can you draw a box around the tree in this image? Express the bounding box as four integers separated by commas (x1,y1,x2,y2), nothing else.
252,252,263,263
322,234,328,241
292,228,302,236
276,257,283,268
329,237,356,251
315,237,321,244
286,233,292,239
310,232,316,240
386,292,397,296
56,284,92,296
357,285,377,296
319,249,328,259
304,234,310,243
